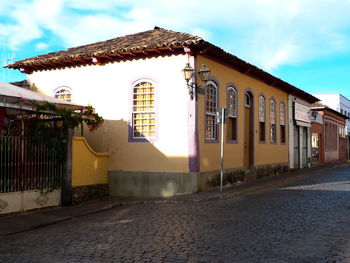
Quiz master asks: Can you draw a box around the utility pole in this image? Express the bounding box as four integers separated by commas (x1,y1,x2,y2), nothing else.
216,108,227,192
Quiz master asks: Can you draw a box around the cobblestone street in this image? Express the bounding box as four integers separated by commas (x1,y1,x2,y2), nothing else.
1,167,350,263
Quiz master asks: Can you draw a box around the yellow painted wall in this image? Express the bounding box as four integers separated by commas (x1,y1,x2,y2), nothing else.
72,136,110,186
29,54,190,173
28,53,288,175
196,55,289,172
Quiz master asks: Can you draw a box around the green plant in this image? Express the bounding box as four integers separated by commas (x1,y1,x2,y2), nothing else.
25,102,104,193
33,102,104,132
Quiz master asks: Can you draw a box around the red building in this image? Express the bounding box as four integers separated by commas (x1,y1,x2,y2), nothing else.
311,105,348,166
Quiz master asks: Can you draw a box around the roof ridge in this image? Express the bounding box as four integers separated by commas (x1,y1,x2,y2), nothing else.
64,26,203,51
7,26,203,67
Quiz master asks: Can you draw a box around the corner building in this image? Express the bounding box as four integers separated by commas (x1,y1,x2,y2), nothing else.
7,27,318,197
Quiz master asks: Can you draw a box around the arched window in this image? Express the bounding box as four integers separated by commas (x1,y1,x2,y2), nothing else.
258,95,266,142
54,87,72,102
132,80,155,139
280,102,286,143
227,86,237,141
205,80,218,140
245,93,251,107
270,99,277,143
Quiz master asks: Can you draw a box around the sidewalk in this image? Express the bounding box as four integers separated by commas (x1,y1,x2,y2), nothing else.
1,162,349,236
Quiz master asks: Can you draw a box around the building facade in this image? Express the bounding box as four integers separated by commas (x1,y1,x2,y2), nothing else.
313,94,350,133
311,106,348,165
7,27,318,197
288,96,313,169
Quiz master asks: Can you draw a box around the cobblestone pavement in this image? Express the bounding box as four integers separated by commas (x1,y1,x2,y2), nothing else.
1,167,350,263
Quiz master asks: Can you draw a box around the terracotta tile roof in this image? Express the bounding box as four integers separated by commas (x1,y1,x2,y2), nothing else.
6,26,319,103
7,27,203,69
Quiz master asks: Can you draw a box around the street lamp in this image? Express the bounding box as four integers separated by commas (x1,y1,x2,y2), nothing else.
182,63,211,100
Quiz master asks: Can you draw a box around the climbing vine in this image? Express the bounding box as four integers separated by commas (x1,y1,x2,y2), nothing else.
25,102,104,161
31,102,104,133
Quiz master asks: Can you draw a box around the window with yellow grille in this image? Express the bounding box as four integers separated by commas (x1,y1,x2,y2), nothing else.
205,81,218,140
132,82,155,138
54,88,72,102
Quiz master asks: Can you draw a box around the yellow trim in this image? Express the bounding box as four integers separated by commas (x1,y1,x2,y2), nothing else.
73,136,109,157
72,136,110,187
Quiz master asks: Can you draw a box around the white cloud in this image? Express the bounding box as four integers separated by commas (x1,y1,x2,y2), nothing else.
33,0,64,20
214,0,350,71
1,5,43,50
65,0,130,11
263,44,298,71
35,42,48,51
54,15,141,47
1,0,350,72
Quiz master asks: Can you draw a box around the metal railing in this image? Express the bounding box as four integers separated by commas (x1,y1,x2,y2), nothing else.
0,136,64,193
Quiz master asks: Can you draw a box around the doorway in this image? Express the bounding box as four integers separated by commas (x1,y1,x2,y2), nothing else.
293,127,299,168
311,133,320,163
244,91,254,169
302,127,308,167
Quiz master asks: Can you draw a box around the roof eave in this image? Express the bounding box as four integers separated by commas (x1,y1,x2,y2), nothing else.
195,42,319,104
312,106,349,120
5,46,187,73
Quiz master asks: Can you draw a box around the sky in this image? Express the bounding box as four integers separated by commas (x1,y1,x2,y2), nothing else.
1,0,350,98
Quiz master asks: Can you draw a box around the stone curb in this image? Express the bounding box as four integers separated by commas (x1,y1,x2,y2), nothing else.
72,163,350,212
2,216,73,236
63,163,347,222
2,163,349,236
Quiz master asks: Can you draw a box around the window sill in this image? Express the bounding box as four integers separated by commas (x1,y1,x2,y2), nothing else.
205,138,219,144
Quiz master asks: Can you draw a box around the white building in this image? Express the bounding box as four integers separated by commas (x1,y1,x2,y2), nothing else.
288,95,312,169
312,94,350,135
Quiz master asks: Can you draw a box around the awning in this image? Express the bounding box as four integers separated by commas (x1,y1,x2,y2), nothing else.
0,81,83,111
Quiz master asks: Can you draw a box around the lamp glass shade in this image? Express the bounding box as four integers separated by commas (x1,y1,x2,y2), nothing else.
198,64,211,82
182,63,195,82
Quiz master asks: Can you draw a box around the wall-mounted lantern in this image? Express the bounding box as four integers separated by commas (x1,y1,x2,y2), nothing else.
182,63,211,100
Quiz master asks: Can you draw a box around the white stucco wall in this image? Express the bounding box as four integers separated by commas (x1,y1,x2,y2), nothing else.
313,94,341,111
288,95,312,169
340,95,350,134
28,54,191,172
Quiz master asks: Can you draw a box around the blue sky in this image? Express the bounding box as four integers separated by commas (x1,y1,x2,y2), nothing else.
1,0,350,98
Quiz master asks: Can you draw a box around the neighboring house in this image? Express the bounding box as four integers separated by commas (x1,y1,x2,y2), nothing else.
311,104,348,166
0,81,81,214
6,27,318,197
288,95,314,169
0,81,109,214
10,80,30,89
312,94,350,158
312,94,350,134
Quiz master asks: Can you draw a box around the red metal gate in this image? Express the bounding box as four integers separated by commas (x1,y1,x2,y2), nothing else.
0,136,64,193
0,115,65,194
